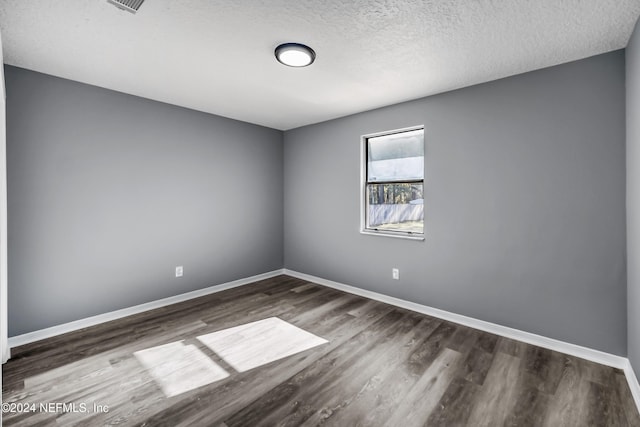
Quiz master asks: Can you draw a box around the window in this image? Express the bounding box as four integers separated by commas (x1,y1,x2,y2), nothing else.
361,126,424,239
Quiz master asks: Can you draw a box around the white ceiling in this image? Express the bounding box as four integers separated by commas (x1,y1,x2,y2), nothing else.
1,1,639,130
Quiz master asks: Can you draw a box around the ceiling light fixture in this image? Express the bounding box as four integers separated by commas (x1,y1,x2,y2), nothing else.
274,43,316,67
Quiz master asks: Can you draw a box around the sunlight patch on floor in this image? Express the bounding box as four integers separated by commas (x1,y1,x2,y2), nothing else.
197,317,328,372
134,341,229,398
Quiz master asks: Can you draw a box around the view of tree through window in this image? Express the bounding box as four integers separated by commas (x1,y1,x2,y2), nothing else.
367,183,423,205
364,127,424,236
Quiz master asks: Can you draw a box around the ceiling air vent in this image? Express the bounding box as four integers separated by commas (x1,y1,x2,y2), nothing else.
108,0,145,13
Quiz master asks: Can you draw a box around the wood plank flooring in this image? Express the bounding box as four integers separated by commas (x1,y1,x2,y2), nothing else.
2,275,639,426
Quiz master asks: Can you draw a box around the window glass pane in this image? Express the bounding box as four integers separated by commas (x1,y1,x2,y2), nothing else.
367,129,424,182
367,183,424,234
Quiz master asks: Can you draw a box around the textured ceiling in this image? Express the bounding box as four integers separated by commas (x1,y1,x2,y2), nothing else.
1,1,639,130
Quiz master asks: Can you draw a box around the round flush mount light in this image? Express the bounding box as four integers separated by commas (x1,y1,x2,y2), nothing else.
274,43,316,67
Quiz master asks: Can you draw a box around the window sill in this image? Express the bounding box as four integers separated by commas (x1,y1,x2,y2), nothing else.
360,230,425,241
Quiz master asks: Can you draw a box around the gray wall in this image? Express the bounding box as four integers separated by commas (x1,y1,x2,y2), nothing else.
5,66,283,336
284,51,627,355
627,18,640,373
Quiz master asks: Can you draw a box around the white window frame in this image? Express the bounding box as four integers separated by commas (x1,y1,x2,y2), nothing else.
360,125,425,241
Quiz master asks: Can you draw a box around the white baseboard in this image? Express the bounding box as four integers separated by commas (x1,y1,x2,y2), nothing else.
283,269,627,369
284,269,640,412
624,359,640,413
7,267,640,414
8,269,285,350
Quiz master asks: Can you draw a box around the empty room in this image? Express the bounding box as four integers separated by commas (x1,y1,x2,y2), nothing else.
1,1,640,425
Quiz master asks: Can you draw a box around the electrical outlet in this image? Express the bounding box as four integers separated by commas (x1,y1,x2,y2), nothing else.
392,268,399,280
175,266,184,278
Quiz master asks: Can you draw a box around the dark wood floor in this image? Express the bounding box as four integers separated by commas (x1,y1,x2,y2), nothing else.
2,275,639,426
